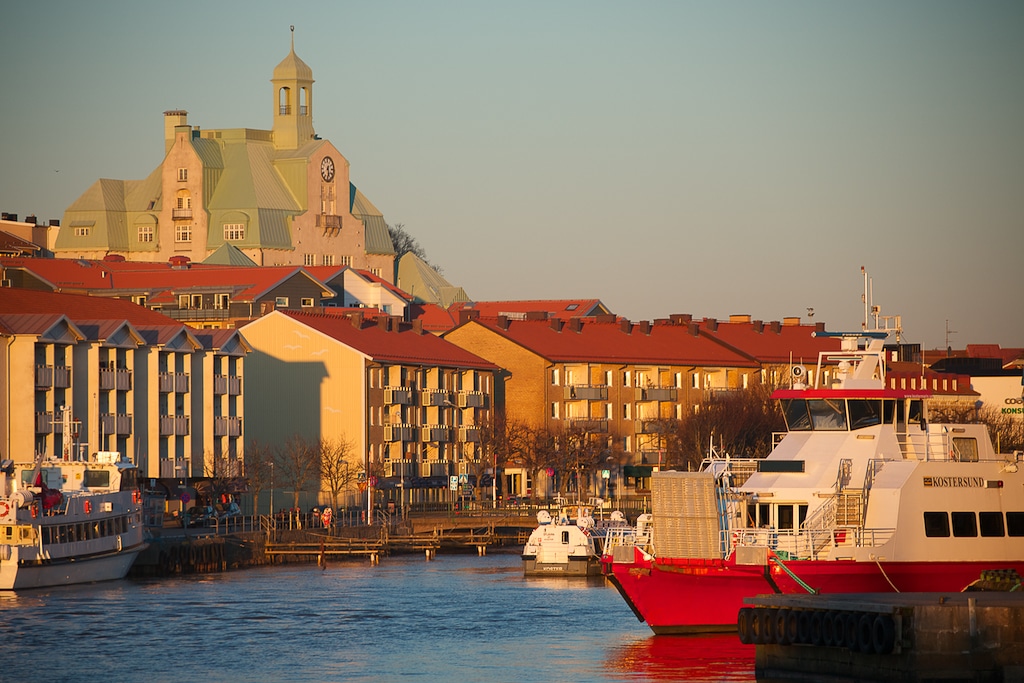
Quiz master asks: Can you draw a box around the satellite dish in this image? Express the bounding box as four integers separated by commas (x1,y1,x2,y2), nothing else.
791,365,805,379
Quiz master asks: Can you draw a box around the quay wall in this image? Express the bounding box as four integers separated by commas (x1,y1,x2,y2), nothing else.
747,592,1024,683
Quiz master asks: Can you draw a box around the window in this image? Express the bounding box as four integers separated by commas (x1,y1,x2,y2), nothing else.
138,226,154,243
322,254,335,266
623,371,631,387
304,254,315,267
178,168,188,182
75,226,90,237
178,294,190,309
692,373,700,389
223,223,245,241
923,512,949,537
951,512,977,537
1007,513,1024,536
134,295,147,307
340,256,352,267
551,403,560,419
370,268,382,278
275,297,289,307
605,370,613,386
215,294,229,309
190,294,202,309
979,512,1005,537
623,403,631,419
301,298,314,308
175,225,192,242
551,369,560,386
952,437,979,462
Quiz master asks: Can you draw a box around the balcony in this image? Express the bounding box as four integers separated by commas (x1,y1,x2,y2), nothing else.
163,308,231,323
384,388,414,405
159,372,190,394
53,365,71,389
383,424,415,442
420,425,452,443
172,208,193,220
100,367,133,391
316,214,342,232
566,417,609,433
35,365,52,388
159,459,191,478
634,386,677,402
214,415,243,437
420,391,453,407
35,411,52,434
457,392,487,408
101,413,133,436
386,459,417,478
458,427,481,443
563,385,608,401
639,419,669,434
420,460,451,477
214,374,242,396
159,414,190,436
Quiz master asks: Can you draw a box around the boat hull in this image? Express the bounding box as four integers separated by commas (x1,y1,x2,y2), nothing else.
522,554,602,577
1,542,147,590
604,550,1024,634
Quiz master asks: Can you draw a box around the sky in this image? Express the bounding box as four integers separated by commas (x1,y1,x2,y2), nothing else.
1,1,1021,351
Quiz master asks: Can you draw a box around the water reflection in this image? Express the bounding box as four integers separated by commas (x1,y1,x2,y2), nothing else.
608,634,755,682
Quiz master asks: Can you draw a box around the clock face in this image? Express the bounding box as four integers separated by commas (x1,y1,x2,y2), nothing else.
320,156,335,183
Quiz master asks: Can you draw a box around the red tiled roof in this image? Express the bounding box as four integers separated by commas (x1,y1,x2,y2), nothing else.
409,303,457,333
695,318,841,365
449,299,610,321
274,310,498,370
459,317,759,367
0,257,334,302
0,288,182,327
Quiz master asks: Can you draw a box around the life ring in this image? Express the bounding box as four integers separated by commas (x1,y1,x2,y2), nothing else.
0,501,9,517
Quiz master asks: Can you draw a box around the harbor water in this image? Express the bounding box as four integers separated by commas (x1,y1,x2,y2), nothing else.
0,551,754,683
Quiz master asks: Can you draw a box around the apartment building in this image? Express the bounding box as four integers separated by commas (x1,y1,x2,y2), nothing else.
0,289,246,482
241,310,498,504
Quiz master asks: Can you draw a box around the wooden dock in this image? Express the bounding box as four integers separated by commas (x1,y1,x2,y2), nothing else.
264,526,506,563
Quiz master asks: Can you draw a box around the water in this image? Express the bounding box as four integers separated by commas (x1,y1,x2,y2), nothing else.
0,552,755,683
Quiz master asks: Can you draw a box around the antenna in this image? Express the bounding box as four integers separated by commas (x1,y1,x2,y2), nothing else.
945,319,957,356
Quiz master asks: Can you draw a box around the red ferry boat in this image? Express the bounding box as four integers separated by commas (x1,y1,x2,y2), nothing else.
601,330,1024,634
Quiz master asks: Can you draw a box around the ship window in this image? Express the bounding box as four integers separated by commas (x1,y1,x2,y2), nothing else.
951,438,979,462
781,399,812,431
808,399,848,431
84,470,111,488
979,512,1005,537
848,400,882,429
951,512,977,537
923,512,949,537
777,505,795,530
1007,513,1024,536
908,399,924,425
561,531,570,544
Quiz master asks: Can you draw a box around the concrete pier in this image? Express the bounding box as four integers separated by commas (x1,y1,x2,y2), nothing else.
742,592,1024,683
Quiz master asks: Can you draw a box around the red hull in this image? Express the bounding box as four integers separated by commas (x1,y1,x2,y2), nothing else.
604,549,1024,634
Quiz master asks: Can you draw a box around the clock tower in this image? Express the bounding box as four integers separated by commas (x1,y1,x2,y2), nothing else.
272,26,316,151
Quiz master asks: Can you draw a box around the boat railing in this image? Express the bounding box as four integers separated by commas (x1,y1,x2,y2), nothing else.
603,525,651,555
724,525,896,561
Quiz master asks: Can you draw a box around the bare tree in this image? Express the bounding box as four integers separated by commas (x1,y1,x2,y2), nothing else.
244,438,276,515
473,412,511,503
278,434,320,511
319,436,360,510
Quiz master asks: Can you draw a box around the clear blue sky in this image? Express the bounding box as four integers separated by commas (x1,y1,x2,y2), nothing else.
2,1,1021,350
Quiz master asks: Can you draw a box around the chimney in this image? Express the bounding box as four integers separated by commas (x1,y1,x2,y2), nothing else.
164,110,189,154
639,320,652,335
2,213,16,221
497,315,510,331
595,314,617,323
525,311,548,321
25,215,37,225
567,318,582,333
168,255,191,270
670,313,692,325
706,318,718,332
412,319,423,335
458,309,479,325
729,314,751,324
49,219,60,227
377,315,390,331
814,322,825,333
770,321,782,334
783,316,801,326
550,318,564,333
620,320,632,335
753,320,764,333
688,322,700,336
350,312,364,328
